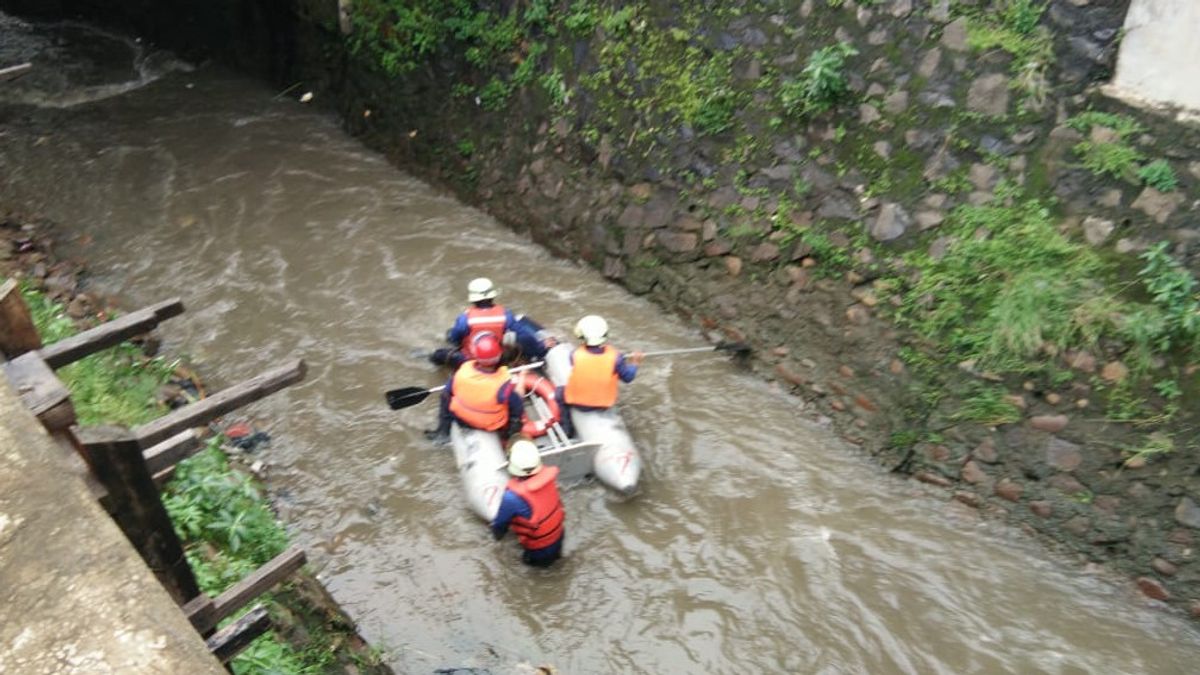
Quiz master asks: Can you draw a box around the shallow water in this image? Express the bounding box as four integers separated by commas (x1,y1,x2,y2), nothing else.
2,16,1199,674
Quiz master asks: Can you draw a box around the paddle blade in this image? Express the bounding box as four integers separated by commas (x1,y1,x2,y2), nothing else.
385,386,431,410
714,341,752,355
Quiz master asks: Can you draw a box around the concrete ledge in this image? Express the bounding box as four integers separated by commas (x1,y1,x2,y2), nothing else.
1112,0,1200,114
0,378,224,673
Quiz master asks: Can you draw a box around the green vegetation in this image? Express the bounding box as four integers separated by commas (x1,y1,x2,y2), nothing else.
953,384,1023,425
780,42,859,118
1138,159,1179,192
965,0,1053,106
1123,432,1175,467
1066,111,1147,181
21,283,353,674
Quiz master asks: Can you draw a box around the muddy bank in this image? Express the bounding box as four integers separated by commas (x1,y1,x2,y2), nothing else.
0,210,392,673
5,0,1200,621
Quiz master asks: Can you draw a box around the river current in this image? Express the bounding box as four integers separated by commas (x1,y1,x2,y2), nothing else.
2,15,1198,674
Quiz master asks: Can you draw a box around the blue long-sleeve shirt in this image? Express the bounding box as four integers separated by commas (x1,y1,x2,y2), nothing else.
492,488,564,561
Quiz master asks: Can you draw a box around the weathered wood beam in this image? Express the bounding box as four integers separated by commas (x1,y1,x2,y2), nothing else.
39,298,184,369
0,278,43,358
205,605,271,663
76,425,200,605
133,360,306,448
210,547,305,626
2,352,74,430
142,429,201,475
0,62,32,82
183,595,217,633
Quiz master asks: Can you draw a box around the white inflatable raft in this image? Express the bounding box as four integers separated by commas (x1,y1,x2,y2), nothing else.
449,344,642,521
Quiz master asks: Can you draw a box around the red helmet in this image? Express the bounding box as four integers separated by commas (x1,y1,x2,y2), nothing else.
471,331,502,367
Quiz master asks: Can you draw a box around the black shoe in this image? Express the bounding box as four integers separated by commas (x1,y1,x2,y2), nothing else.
428,348,453,366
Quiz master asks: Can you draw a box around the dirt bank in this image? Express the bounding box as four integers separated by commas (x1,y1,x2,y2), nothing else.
5,0,1200,621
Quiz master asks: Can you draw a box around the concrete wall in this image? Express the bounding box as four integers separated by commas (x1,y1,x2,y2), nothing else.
0,379,224,674
1112,0,1200,112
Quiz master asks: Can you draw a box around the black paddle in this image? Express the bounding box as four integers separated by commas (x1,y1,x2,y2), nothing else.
385,360,545,411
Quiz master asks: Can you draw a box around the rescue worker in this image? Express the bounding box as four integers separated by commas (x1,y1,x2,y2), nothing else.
559,315,643,434
424,331,524,445
430,277,515,369
492,439,565,567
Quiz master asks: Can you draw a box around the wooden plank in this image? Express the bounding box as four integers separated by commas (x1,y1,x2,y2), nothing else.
0,278,43,358
0,62,32,82
183,596,217,633
133,360,306,448
76,425,200,605
143,429,201,475
39,298,184,369
152,465,177,488
205,605,271,663
210,547,306,625
2,351,69,416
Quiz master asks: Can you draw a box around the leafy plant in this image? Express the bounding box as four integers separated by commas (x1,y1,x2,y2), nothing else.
1138,159,1179,192
1074,140,1144,181
1123,432,1174,467
780,42,859,117
1134,242,1200,353
954,385,1023,425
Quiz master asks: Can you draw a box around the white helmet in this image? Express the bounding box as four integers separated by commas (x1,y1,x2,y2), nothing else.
467,277,498,303
574,314,608,346
507,439,542,477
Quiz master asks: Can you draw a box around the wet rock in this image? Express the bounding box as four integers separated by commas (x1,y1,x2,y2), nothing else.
871,203,911,241
961,460,988,484
817,193,859,220
883,90,909,115
1147,554,1176,576
995,479,1023,502
704,239,733,257
860,104,881,125
672,216,703,232
972,438,999,464
1030,501,1053,518
1100,361,1128,383
1048,474,1086,495
916,471,953,487
1132,187,1184,224
969,163,998,190
845,305,871,325
750,243,780,263
1030,414,1069,433
1042,438,1083,473
1136,577,1170,602
657,231,699,253
1175,497,1200,529
966,73,1010,116
1045,392,1062,406
917,48,942,78
954,491,981,508
930,0,951,21
723,256,743,277
1081,215,1115,246
941,17,968,51
603,257,625,279
1064,350,1097,373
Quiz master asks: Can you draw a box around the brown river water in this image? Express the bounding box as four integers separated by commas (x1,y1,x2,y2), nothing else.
2,15,1199,674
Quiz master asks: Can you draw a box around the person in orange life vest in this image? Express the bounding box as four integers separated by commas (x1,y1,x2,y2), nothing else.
492,439,564,567
424,331,524,445
429,277,515,369
557,315,643,435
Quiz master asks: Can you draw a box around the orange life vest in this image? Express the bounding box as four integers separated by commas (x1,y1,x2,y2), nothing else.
449,361,511,430
461,305,508,350
507,465,564,550
563,345,619,408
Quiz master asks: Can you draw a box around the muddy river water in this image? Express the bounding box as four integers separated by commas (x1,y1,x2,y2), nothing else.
3,16,1199,674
